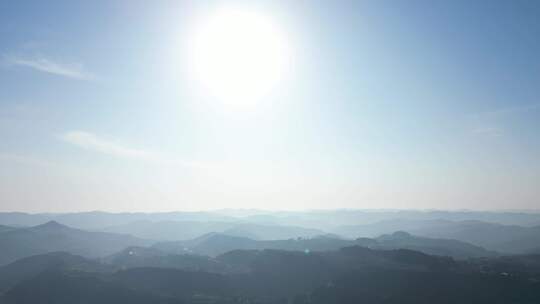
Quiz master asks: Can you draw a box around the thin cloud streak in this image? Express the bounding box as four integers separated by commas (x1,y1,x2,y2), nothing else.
62,131,151,160
5,56,93,80
61,131,206,168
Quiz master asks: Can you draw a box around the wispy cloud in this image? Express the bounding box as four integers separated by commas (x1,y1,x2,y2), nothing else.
62,131,151,160
4,56,93,80
61,131,206,168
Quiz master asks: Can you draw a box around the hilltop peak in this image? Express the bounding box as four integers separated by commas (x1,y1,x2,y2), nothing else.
33,220,70,230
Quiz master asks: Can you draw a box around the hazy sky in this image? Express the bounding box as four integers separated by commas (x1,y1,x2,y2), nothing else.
1,0,539,212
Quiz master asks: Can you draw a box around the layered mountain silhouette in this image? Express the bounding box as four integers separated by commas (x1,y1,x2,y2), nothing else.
2,247,539,304
2,211,540,255
102,220,325,241
369,231,497,259
0,219,496,272
153,231,494,259
0,211,234,230
337,219,540,254
2,211,540,303
0,221,149,265
3,210,540,232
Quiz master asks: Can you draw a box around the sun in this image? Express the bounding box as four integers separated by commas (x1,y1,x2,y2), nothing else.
189,8,291,107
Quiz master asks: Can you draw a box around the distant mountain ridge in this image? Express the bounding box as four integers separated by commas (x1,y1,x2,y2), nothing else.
101,220,325,241
2,210,540,231
153,231,494,259
0,218,496,269
2,211,540,260
370,231,497,259
0,211,236,230
0,221,150,265
336,219,540,254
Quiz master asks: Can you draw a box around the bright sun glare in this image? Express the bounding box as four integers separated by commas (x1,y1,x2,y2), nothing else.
189,9,291,107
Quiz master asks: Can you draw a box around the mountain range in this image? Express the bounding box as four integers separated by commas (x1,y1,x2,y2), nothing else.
3,211,540,255
1,247,540,304
336,219,540,254
1,211,540,304
153,230,494,259
0,219,499,267
0,221,149,265
101,220,325,241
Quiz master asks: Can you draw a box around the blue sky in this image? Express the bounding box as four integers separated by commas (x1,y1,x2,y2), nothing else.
1,0,539,212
